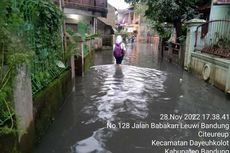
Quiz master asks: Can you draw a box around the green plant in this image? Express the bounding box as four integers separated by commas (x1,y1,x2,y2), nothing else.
178,24,188,43
65,30,82,59
151,21,172,41
125,0,200,42
19,0,64,58
17,0,66,95
0,0,65,135
213,32,230,49
0,67,15,134
86,33,100,40
0,0,34,135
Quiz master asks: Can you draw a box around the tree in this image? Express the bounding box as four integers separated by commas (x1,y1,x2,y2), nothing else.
125,0,201,42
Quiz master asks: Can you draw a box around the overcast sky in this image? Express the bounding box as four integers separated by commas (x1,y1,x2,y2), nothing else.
108,0,130,10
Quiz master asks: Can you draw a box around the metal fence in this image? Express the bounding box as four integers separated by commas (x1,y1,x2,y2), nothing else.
31,58,66,95
163,42,184,66
29,30,66,95
195,20,230,58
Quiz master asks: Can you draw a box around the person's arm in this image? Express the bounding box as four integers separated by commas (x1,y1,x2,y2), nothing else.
121,43,126,55
121,43,126,51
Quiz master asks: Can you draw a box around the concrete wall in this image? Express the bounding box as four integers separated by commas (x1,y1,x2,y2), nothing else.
13,65,33,139
65,15,92,26
0,132,18,153
33,70,72,143
97,19,112,35
191,52,230,92
65,11,95,34
13,65,34,153
65,15,93,33
74,39,99,76
1,68,72,153
184,19,206,70
184,5,230,93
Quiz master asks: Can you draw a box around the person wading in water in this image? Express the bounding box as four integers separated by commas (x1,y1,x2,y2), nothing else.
113,35,126,65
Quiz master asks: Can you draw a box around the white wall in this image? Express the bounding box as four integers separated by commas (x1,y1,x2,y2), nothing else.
207,4,230,46
209,4,230,20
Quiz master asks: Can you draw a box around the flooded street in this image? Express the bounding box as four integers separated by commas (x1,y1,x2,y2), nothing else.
35,42,230,153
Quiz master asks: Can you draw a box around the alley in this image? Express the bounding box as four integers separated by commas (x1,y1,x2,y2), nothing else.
35,42,230,153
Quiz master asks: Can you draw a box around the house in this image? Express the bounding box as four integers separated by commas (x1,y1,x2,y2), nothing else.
97,4,116,47
116,6,156,43
63,0,108,34
185,0,230,93
116,7,140,41
52,0,108,49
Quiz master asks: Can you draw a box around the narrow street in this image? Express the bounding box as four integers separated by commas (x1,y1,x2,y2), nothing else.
35,41,230,153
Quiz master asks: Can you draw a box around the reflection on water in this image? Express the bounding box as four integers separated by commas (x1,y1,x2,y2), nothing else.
113,65,124,78
81,65,166,123
70,65,167,153
71,128,113,153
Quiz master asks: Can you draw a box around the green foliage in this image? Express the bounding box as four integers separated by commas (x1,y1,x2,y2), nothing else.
133,3,148,15
77,22,89,39
17,0,66,95
0,65,16,134
65,27,99,59
65,29,82,59
86,33,100,40
145,0,199,22
65,25,93,68
150,22,172,40
126,0,199,22
125,0,200,41
0,0,33,135
0,0,64,134
19,0,64,59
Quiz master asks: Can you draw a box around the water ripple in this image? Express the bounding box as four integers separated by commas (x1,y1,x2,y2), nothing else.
81,65,167,123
